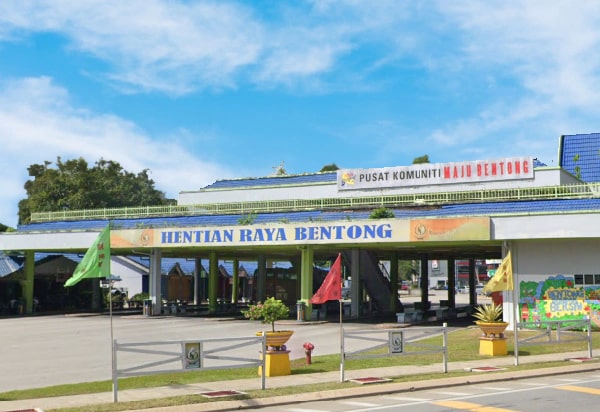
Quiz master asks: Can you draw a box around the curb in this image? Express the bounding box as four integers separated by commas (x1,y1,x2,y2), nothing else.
120,360,600,412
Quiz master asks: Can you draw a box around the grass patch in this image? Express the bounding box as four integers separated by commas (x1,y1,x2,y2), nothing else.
2,326,597,410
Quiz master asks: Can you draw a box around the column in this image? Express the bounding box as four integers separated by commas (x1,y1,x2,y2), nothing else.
420,256,429,310
256,255,267,303
21,250,35,314
208,251,218,313
350,249,361,317
149,248,162,315
299,247,314,319
389,252,399,313
447,258,456,309
231,259,239,304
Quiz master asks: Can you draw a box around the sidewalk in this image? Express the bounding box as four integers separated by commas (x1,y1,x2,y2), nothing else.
2,350,598,412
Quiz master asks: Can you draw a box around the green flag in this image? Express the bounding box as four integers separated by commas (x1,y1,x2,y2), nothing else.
64,225,111,287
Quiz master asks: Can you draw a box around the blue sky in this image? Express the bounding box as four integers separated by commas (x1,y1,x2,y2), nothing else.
1,1,599,228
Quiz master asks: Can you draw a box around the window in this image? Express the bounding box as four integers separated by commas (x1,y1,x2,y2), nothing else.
574,274,600,285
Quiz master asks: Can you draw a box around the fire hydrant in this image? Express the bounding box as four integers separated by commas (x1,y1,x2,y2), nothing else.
303,342,315,365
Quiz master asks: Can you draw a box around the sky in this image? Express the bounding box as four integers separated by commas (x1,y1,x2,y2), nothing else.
1,0,599,228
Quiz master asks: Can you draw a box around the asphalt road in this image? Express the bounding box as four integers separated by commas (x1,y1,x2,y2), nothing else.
254,369,600,411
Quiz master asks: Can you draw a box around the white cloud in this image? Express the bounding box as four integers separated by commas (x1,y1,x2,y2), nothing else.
0,0,264,94
0,76,233,227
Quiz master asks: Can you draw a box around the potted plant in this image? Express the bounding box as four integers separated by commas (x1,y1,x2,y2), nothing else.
473,303,509,337
242,297,293,349
473,303,509,356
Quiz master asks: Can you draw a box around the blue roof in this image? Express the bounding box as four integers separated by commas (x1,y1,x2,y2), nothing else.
202,172,337,190
560,133,600,182
0,252,20,277
15,198,600,233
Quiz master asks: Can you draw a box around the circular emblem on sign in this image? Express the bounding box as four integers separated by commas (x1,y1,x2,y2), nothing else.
415,223,427,238
140,229,152,246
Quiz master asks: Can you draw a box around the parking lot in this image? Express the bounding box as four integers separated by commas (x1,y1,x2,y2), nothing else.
0,289,488,392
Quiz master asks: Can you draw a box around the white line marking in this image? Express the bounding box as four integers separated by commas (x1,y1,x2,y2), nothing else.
436,391,473,396
521,382,546,386
382,395,432,402
341,400,380,407
479,386,513,391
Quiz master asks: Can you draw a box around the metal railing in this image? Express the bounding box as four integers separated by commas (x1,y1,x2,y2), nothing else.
30,182,600,222
514,317,593,365
340,324,448,382
112,335,266,402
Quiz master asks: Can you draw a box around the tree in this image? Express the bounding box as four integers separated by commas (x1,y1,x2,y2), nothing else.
319,163,340,172
369,206,395,219
412,154,430,164
18,157,174,224
399,260,418,281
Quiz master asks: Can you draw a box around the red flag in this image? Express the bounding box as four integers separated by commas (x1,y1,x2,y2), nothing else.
310,254,342,304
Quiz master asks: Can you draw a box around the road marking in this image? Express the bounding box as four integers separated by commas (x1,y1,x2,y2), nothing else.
557,385,600,396
432,400,518,411
555,378,581,382
436,391,474,396
479,386,513,391
520,382,546,386
341,400,380,407
285,408,328,412
382,395,432,402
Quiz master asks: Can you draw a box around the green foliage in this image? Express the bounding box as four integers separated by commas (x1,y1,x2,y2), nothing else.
398,260,418,280
412,154,430,164
369,207,395,219
319,163,340,172
238,212,257,225
19,157,173,224
0,223,14,232
473,303,503,323
131,292,150,302
242,297,290,332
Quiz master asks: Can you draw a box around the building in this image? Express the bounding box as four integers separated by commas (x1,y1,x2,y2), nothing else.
1,133,600,329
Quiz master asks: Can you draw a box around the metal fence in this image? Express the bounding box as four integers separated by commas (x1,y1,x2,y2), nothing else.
112,334,266,402
340,324,448,382
30,182,600,223
514,318,593,365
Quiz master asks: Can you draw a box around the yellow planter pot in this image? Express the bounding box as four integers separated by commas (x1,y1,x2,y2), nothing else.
256,330,294,348
475,321,509,338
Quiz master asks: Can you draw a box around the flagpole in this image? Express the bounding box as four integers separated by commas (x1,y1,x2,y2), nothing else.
339,298,343,382
109,278,117,402
511,246,519,366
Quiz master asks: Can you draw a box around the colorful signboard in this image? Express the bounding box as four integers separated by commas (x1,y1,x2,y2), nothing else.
519,275,600,328
337,157,534,190
111,217,490,249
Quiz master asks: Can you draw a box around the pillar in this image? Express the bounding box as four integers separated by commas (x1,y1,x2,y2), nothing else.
389,252,399,313
256,255,267,303
420,256,429,310
350,249,361,317
468,258,477,305
21,250,35,314
447,258,456,309
299,247,314,319
208,251,218,313
193,258,201,305
149,248,162,315
231,259,239,304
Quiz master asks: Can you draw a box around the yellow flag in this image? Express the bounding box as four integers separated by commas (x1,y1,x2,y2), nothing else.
482,251,513,294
